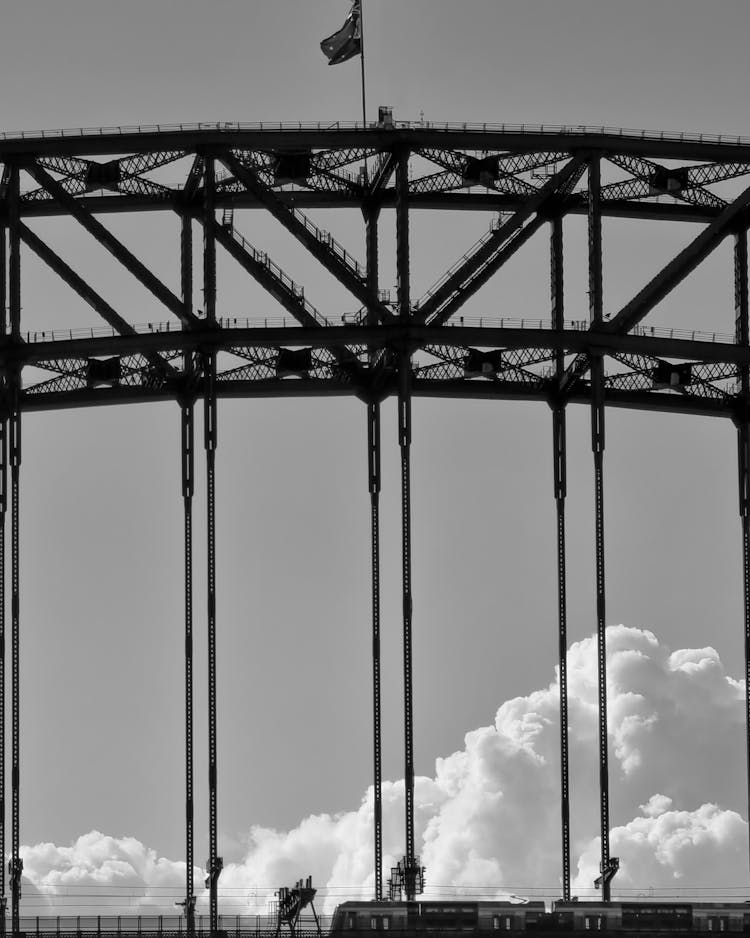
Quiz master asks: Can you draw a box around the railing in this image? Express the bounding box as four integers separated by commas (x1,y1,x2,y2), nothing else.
291,208,364,279
17,317,737,346
225,228,329,327
0,915,325,938
0,121,748,148
414,228,497,316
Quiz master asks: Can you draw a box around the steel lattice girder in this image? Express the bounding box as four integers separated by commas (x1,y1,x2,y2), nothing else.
0,124,747,424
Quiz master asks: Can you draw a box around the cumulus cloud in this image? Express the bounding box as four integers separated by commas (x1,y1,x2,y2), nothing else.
21,832,192,915
19,627,749,914
574,799,747,896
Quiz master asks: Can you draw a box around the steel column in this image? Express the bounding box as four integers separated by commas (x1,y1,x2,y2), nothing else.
0,213,6,937
205,350,221,934
8,164,22,936
395,148,419,900
736,232,749,385
551,217,571,901
365,208,383,901
735,230,750,882
589,156,614,902
181,212,196,936
367,399,383,900
398,362,416,897
739,419,750,884
203,158,216,325
182,400,196,934
396,151,410,325
204,156,221,935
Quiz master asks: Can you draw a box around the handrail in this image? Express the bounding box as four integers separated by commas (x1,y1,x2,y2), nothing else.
414,228,498,313
1,121,749,149
18,317,737,346
291,207,364,278
226,228,330,326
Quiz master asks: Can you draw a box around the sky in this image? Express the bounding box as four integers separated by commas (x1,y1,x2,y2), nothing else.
1,0,750,918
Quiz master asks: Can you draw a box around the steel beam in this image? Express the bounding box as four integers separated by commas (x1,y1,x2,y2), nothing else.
0,214,6,937
7,164,22,937
735,229,750,882
203,150,221,937
365,207,383,901
24,162,199,329
207,219,327,329
550,216,571,901
736,232,749,386
19,223,176,381
415,156,585,325
12,184,726,225
181,398,196,935
20,223,136,336
395,147,419,899
427,217,548,328
219,152,394,324
588,156,614,902
739,421,750,884
204,349,221,934
181,209,196,937
203,158,216,326
367,398,383,901
396,151,410,323
604,179,750,336
398,358,416,898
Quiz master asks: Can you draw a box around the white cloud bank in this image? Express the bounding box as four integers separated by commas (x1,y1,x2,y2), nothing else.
20,627,749,915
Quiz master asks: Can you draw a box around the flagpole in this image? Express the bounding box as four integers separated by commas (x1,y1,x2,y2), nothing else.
359,0,367,128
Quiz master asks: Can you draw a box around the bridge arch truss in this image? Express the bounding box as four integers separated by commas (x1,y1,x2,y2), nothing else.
1,121,750,927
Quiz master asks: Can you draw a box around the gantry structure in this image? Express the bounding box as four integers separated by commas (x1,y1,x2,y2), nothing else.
0,116,750,932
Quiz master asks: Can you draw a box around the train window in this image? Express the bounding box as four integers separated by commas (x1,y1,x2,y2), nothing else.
505,917,512,930
584,916,602,930
346,914,356,930
369,916,390,931
707,917,727,932
493,916,500,930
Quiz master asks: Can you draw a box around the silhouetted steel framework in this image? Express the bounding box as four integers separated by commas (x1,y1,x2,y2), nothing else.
1,120,750,926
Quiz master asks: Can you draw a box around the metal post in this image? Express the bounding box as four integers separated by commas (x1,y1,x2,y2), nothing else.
396,151,409,326
205,351,220,934
203,155,221,936
365,208,383,901
395,148,419,900
739,421,750,878
398,362,416,898
181,212,196,937
7,164,22,937
367,401,382,900
734,230,750,882
0,213,6,938
203,158,216,326
588,156,614,902
551,217,571,901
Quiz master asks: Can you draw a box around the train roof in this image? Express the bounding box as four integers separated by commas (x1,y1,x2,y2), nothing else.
333,900,547,909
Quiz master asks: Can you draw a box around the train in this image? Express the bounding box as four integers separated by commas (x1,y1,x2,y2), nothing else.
328,899,750,935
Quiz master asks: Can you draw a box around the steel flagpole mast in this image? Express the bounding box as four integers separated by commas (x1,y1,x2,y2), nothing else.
359,0,367,128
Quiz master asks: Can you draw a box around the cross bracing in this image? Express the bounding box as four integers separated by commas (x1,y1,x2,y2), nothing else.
1,122,750,927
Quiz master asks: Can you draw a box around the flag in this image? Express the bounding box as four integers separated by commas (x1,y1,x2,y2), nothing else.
320,1,361,65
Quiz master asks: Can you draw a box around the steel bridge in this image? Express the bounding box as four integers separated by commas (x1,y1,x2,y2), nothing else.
0,117,749,933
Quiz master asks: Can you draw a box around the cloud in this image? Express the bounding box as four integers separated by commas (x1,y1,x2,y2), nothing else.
19,627,749,914
574,799,747,897
21,832,191,915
